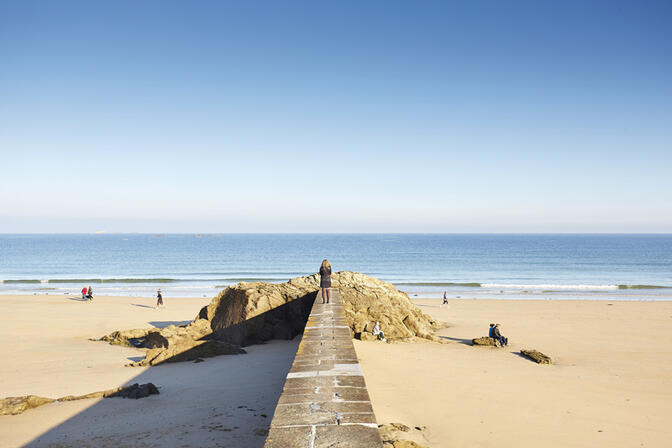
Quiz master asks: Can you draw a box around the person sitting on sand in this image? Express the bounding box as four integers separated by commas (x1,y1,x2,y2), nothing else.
372,321,387,342
156,289,164,309
492,324,508,347
86,286,93,301
319,259,332,304
488,323,495,338
81,286,87,300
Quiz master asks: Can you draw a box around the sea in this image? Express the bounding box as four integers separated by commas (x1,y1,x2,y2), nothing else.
1,234,671,301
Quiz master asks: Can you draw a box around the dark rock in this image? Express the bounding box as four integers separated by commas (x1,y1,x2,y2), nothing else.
472,337,497,346
520,349,552,364
105,382,159,399
142,331,169,348
390,423,410,432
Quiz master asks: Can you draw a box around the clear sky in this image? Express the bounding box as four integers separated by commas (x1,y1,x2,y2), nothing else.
1,0,670,233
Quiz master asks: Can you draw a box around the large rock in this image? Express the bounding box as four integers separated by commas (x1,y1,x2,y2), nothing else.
97,272,440,365
195,271,439,343
332,272,440,341
195,276,320,345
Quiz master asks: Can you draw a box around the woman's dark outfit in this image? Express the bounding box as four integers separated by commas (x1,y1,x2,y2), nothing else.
319,266,332,288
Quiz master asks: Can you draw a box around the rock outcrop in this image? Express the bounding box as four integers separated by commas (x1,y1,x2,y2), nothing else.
0,383,159,416
0,395,55,416
333,272,440,341
97,272,440,366
472,337,498,346
520,349,552,364
58,382,160,401
132,340,245,367
195,275,321,346
379,423,429,448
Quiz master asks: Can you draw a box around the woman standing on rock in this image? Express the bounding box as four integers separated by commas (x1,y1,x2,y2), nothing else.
319,259,332,304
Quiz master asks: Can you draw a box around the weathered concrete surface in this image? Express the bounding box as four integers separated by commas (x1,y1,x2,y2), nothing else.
265,289,384,448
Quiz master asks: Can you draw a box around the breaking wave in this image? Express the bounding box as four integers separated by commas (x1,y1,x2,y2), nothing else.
394,282,670,291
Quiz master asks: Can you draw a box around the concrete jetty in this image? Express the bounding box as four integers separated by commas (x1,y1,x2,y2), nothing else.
265,288,384,447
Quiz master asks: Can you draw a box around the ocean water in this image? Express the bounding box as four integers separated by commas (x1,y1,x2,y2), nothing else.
1,234,671,300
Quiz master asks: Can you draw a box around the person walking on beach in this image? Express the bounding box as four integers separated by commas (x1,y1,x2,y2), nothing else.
81,286,88,300
319,259,332,304
156,289,164,309
442,291,448,307
492,323,508,347
86,286,93,301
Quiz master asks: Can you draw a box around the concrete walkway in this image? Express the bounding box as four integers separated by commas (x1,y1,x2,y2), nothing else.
265,289,383,447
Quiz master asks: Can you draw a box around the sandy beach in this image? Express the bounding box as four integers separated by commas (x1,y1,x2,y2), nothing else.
2,294,671,448
355,298,672,448
0,294,298,448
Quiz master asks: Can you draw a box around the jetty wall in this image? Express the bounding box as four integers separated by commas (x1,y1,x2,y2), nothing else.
264,289,384,447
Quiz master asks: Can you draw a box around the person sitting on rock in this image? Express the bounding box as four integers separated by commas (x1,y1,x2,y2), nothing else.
492,324,508,347
488,323,495,338
372,321,387,342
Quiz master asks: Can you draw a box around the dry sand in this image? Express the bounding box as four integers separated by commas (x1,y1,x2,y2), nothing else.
355,298,672,448
3,294,671,448
0,294,298,448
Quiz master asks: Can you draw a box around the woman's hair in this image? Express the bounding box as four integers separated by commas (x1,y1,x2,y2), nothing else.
321,259,331,269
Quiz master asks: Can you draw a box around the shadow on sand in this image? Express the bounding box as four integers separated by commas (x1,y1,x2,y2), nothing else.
512,351,538,364
438,335,473,346
148,320,192,328
24,292,318,447
130,303,155,309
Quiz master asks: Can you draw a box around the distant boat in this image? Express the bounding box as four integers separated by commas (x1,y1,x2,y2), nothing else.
94,230,106,234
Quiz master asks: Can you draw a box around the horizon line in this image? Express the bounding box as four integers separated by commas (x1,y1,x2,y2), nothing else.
1,232,672,236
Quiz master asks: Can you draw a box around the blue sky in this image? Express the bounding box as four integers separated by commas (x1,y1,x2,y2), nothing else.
1,0,671,232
